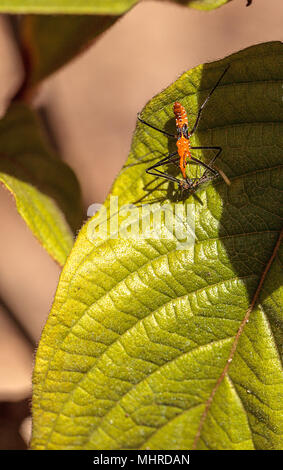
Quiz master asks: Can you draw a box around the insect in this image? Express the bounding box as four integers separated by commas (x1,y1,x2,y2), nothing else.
137,65,230,192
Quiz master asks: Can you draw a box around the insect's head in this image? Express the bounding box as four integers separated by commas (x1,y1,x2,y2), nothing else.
178,172,219,193
178,178,196,192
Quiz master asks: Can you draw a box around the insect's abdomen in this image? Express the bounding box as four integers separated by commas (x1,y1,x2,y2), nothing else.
173,102,188,129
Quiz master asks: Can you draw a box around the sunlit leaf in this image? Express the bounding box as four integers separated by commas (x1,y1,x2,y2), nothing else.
0,0,232,14
0,103,83,265
0,173,74,266
31,42,283,449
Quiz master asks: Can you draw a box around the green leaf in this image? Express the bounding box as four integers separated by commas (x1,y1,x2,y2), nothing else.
31,42,283,450
19,15,119,90
0,103,83,265
0,0,231,14
0,173,74,266
0,0,139,14
176,0,231,10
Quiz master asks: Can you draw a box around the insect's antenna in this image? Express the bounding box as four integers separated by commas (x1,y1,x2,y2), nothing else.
190,65,230,136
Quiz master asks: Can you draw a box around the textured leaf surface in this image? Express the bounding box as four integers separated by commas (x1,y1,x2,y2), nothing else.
19,15,119,91
0,103,83,265
31,42,283,450
0,0,231,14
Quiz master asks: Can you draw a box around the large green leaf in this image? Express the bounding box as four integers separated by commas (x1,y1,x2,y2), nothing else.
31,42,283,450
0,0,230,14
0,103,83,265
19,15,119,92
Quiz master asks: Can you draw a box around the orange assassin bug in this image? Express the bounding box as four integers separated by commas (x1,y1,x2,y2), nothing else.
137,65,230,192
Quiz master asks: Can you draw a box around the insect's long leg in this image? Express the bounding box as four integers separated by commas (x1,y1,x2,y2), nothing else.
146,168,181,184
137,113,176,138
146,154,179,170
196,146,230,185
150,151,178,167
191,146,222,171
146,155,180,184
194,147,231,186
190,66,230,136
191,156,218,176
192,146,231,186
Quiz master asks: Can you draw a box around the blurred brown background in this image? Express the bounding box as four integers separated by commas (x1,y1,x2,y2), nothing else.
0,0,282,449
